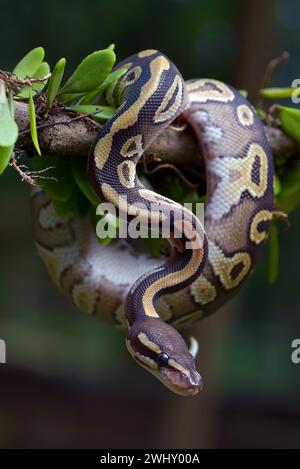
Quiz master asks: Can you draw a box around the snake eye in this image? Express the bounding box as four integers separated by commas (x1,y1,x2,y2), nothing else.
157,353,169,367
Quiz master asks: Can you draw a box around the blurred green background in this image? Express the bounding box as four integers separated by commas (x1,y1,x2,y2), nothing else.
0,0,300,449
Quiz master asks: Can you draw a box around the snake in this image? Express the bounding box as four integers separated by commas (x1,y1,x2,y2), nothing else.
31,50,274,396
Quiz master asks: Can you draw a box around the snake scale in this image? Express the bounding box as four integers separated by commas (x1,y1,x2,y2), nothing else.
31,50,274,396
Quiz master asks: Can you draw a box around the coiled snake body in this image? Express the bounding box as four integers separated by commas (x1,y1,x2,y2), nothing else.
32,50,274,396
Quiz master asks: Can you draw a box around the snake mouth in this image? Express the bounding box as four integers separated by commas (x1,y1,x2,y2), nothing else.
134,356,203,396
160,367,203,396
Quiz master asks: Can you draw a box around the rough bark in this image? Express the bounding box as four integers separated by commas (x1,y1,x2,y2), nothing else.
14,101,300,167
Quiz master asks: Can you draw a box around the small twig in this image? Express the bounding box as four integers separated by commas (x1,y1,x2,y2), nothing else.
9,153,57,186
264,103,280,125
255,51,290,109
19,110,101,137
9,153,37,185
143,161,200,189
0,70,51,88
27,167,57,180
260,51,289,90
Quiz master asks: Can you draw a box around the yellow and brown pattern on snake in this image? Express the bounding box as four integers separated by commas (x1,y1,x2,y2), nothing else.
32,51,274,395
182,77,273,316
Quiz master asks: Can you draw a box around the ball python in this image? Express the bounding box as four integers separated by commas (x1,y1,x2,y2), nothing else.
31,50,274,396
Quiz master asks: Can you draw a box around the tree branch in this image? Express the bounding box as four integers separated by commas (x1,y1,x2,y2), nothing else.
14,101,300,167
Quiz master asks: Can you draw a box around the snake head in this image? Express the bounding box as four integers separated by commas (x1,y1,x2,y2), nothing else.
126,318,203,396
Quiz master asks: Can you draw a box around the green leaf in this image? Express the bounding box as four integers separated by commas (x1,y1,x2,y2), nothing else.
97,237,113,245
278,106,300,143
276,165,300,213
31,155,73,201
38,160,89,219
46,58,66,109
13,47,45,79
71,184,90,218
53,191,89,218
260,87,298,99
256,109,266,120
268,223,279,284
60,49,116,96
58,92,84,104
96,203,119,229
95,212,119,246
197,195,206,203
274,154,290,167
33,62,50,91
163,177,186,202
139,175,154,190
107,44,115,50
62,68,127,105
239,89,248,98
71,157,99,206
142,238,165,258
89,206,113,245
18,61,51,99
68,104,116,121
28,88,41,155
273,174,281,197
0,144,14,175
0,81,18,147
52,198,73,218
80,67,127,104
